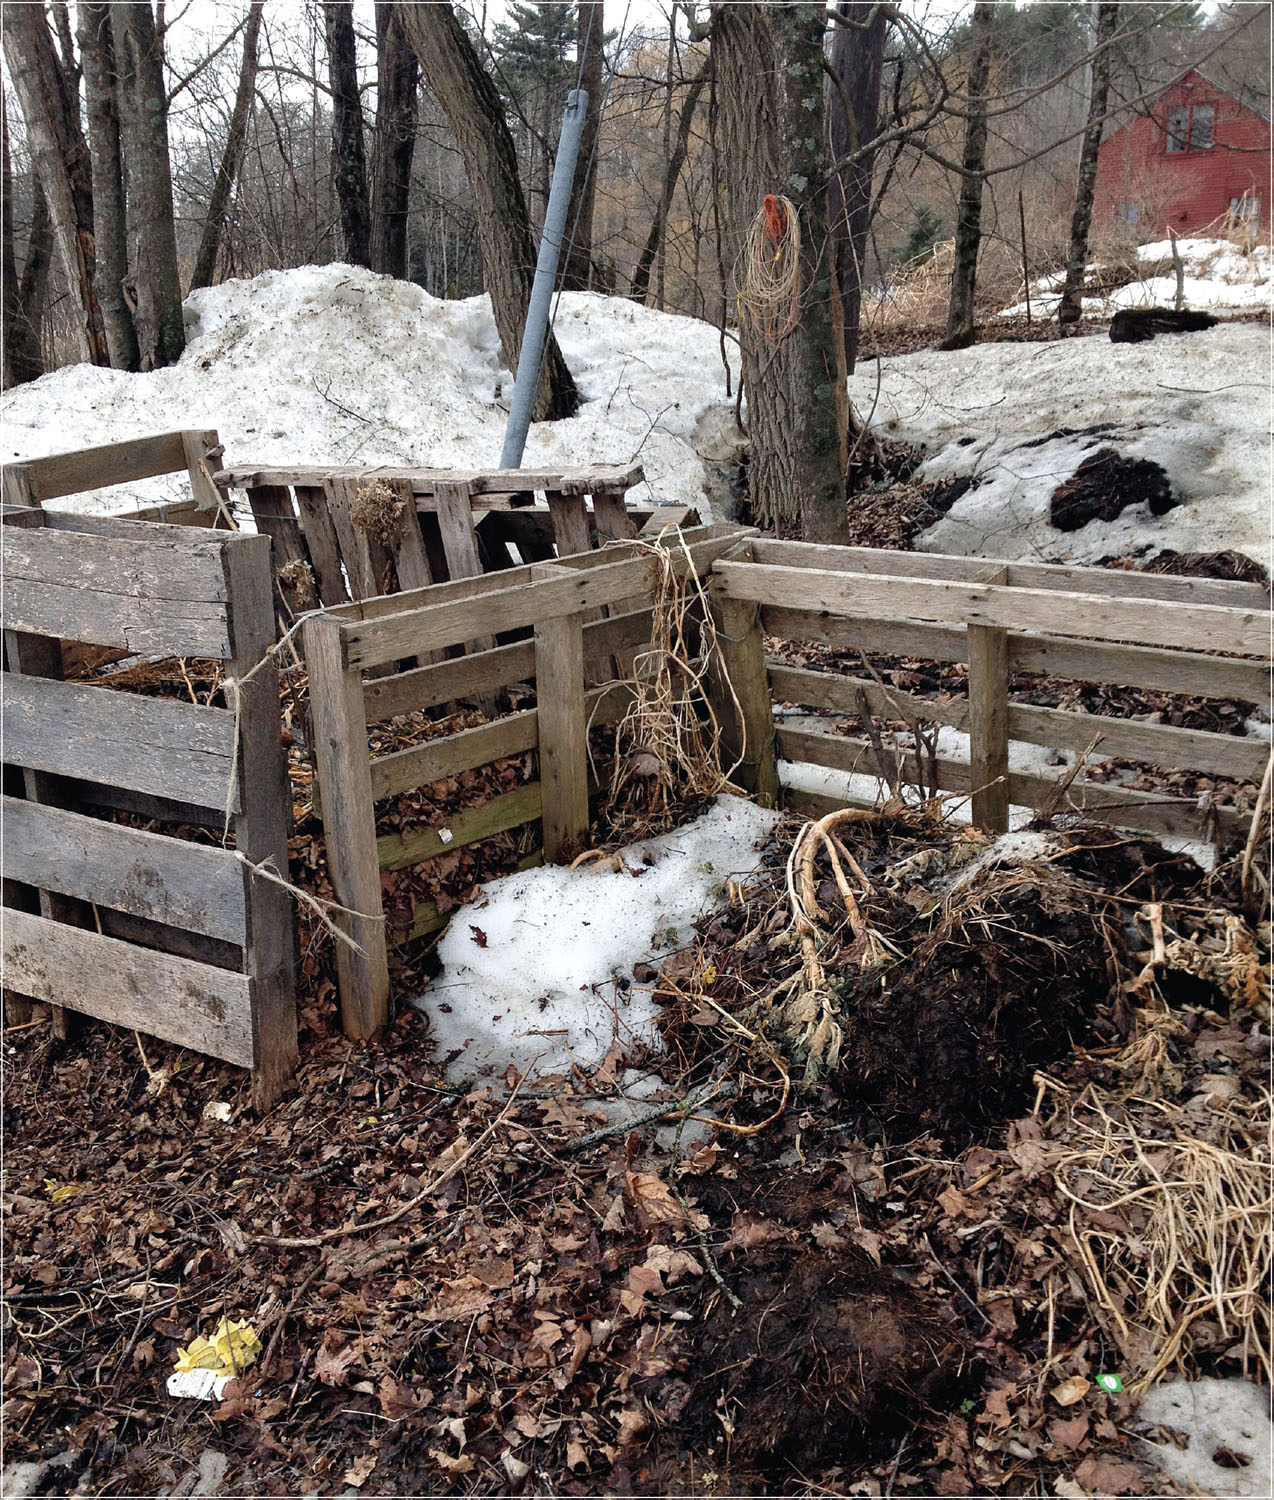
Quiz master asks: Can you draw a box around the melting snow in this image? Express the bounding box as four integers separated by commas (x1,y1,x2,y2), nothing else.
419,796,780,1081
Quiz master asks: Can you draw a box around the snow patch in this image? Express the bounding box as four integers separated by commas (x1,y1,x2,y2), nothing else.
1136,1377,1273,1499
847,324,1271,570
417,796,780,1082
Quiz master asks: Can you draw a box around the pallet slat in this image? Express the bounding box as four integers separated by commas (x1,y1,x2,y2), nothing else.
1,796,247,943
1,673,240,813
4,430,216,501
377,784,544,872
719,561,1271,658
1,907,254,1066
2,524,232,657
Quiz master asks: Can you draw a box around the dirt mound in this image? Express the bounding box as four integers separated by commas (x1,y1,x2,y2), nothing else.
1110,306,1219,343
1142,547,1270,585
1049,447,1176,531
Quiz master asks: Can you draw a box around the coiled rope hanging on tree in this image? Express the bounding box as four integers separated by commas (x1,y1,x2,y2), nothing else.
735,193,802,341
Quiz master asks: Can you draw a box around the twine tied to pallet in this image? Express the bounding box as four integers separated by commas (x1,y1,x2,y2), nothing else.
222,611,384,955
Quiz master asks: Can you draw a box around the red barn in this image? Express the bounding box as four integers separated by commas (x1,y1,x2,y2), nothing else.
1093,70,1271,235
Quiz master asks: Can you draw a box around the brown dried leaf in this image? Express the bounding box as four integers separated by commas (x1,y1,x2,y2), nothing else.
724,1210,784,1250
1052,1375,1092,1408
313,1341,360,1386
1074,1453,1144,1495
343,1454,377,1489
1048,1414,1090,1451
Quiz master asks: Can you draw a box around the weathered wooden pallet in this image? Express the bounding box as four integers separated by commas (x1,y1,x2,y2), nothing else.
0,507,297,1111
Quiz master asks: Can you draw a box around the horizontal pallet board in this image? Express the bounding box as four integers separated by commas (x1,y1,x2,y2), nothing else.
363,607,654,721
1,523,232,657
776,724,1241,842
377,783,543,872
718,561,1272,659
216,462,642,497
369,683,632,801
1,796,247,944
760,606,1270,705
750,538,1273,611
768,664,1270,782
1,907,254,1066
2,673,240,813
4,430,217,501
343,530,749,671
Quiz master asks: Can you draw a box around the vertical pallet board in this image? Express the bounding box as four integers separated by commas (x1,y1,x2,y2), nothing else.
967,566,1011,833
303,610,391,1036
708,566,780,807
223,534,300,1110
294,485,350,606
534,609,590,859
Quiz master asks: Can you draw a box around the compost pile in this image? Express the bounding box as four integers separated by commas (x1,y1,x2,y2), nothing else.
5,792,1269,1497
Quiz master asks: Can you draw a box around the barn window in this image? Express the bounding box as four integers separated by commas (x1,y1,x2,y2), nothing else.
1230,193,1261,222
1165,102,1215,153
1117,201,1140,225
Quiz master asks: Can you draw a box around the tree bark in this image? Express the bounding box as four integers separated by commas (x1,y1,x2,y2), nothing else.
369,0,418,278
325,0,372,268
714,1,847,543
114,2,185,369
3,96,45,386
77,2,140,369
18,179,53,361
1057,3,1120,328
396,1,578,422
2,3,108,366
561,0,603,291
191,0,264,290
940,0,994,351
629,64,708,304
826,1,886,375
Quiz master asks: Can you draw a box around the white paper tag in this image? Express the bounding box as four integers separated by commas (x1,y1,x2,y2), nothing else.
166,1368,235,1401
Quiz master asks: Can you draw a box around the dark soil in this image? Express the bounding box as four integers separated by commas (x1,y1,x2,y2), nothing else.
1049,447,1177,531
1140,547,1271,585
1109,306,1219,343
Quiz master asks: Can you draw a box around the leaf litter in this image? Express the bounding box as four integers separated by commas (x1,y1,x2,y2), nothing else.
4,660,1270,1497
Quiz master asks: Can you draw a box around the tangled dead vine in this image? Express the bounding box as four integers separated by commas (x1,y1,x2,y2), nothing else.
594,530,745,837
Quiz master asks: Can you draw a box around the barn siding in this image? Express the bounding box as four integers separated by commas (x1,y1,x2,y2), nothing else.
1093,71,1271,234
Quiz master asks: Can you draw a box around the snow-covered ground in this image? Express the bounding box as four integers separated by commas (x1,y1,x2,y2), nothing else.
0,264,732,517
420,796,779,1081
848,322,1272,569
1001,236,1273,319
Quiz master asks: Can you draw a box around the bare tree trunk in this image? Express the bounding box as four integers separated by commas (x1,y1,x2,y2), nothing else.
192,0,264,290
3,96,45,386
940,0,994,351
655,4,678,310
1057,2,1120,329
826,1,886,375
715,1,847,543
629,64,708,304
77,2,140,369
324,0,372,267
114,2,185,369
396,1,578,422
18,180,53,359
2,3,108,366
561,0,603,291
369,0,418,278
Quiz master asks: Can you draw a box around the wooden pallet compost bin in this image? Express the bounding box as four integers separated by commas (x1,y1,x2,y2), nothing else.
302,523,755,1039
303,528,1270,1045
213,458,700,620
0,507,298,1110
718,538,1272,842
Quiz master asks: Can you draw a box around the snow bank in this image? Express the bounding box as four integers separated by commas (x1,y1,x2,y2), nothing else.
0,264,733,517
419,796,780,1081
847,324,1272,570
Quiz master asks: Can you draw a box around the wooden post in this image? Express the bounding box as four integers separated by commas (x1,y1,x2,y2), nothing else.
245,485,309,619
707,573,779,807
590,485,639,547
534,609,589,860
433,479,495,657
293,485,350,606
182,430,227,516
223,534,299,1112
967,565,1011,833
304,611,390,1037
